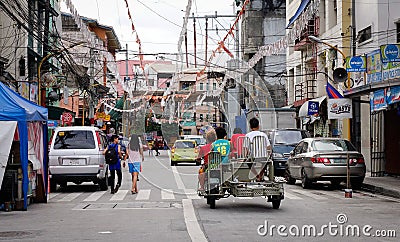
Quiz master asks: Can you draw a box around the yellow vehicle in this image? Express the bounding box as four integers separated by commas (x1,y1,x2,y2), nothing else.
170,140,199,166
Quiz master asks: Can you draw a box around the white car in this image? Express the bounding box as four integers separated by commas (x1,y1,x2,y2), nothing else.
48,126,109,191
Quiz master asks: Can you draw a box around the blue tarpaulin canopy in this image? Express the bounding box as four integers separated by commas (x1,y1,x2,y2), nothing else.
287,0,311,28
0,82,48,210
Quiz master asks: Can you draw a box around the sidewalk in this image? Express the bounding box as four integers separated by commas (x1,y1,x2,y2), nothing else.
361,173,400,199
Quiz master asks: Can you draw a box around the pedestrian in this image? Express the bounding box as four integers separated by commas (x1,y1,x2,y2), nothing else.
211,127,231,164
103,134,122,194
244,117,271,182
230,127,246,159
197,129,217,191
154,139,160,156
125,134,144,194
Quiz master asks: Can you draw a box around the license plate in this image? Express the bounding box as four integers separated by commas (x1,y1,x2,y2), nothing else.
330,158,347,164
62,159,86,165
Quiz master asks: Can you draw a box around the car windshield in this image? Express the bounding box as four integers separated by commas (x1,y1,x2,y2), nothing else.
53,130,96,149
312,139,357,151
189,138,206,145
175,141,195,149
274,130,304,145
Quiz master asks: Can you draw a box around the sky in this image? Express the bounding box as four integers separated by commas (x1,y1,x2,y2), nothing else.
64,0,239,63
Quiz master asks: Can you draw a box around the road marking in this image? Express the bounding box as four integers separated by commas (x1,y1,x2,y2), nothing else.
136,189,151,200
182,199,207,242
291,190,327,200
171,166,185,190
237,197,253,200
284,191,302,200
84,191,107,202
110,190,128,201
161,189,175,200
48,192,61,200
316,190,346,199
58,193,83,202
184,189,201,200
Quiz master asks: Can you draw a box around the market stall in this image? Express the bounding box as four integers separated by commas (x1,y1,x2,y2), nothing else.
0,82,48,210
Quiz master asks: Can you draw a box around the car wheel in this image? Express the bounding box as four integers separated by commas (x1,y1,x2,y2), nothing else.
59,181,68,189
50,178,57,192
330,180,342,189
301,169,311,189
351,178,364,190
285,169,296,185
99,170,109,191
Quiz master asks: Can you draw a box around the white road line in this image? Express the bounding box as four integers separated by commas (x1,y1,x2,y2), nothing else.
237,197,253,200
182,199,208,242
48,192,61,200
110,190,128,201
83,191,107,202
135,189,151,200
172,166,185,189
184,189,201,200
291,190,327,200
284,191,302,200
57,193,83,202
161,189,175,200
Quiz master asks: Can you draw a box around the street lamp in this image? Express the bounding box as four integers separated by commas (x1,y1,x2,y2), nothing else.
309,35,353,197
37,42,85,106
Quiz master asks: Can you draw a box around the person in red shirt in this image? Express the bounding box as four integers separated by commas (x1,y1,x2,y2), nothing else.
230,127,245,159
197,129,217,191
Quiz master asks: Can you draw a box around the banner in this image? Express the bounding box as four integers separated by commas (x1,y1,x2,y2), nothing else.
328,99,352,119
346,56,366,72
370,89,387,112
366,49,383,84
386,85,400,105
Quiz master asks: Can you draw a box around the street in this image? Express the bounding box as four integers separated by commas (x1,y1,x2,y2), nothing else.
1,151,399,242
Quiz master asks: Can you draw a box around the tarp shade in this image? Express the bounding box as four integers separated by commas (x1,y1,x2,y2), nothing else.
287,0,311,28
109,96,125,120
0,121,17,188
0,82,48,210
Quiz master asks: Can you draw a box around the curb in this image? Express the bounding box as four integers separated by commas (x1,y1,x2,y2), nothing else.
361,183,400,199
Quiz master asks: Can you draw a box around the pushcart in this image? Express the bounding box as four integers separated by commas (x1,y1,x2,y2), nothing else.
198,136,285,209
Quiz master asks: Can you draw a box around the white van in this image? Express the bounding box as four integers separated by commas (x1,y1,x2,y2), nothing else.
48,126,109,191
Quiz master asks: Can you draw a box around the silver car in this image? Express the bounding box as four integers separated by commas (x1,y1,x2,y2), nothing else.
286,138,366,189
49,126,109,191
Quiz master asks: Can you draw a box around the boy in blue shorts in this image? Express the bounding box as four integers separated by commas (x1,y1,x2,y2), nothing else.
211,127,231,164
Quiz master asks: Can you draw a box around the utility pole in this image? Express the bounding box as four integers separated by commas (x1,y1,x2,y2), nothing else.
88,47,95,120
351,0,356,57
193,13,197,68
125,43,130,136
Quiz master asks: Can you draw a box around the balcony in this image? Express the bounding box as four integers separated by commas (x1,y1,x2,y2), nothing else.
294,17,320,51
294,79,317,107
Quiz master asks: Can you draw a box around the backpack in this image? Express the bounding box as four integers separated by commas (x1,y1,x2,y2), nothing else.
105,144,118,164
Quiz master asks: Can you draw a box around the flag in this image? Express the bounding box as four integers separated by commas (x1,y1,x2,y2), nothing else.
326,82,343,99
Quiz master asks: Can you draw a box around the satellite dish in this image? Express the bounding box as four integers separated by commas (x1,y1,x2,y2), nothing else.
332,68,348,83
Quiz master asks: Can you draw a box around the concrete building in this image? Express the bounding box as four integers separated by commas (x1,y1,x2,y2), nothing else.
344,0,400,176
285,0,351,139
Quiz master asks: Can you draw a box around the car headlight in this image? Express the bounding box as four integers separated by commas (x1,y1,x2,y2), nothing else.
272,153,284,158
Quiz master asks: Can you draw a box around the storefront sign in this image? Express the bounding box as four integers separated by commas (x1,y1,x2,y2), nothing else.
47,120,58,129
370,89,387,112
382,61,400,81
380,44,400,63
328,99,352,119
367,49,383,83
308,101,319,115
386,86,400,105
349,71,366,88
346,56,366,72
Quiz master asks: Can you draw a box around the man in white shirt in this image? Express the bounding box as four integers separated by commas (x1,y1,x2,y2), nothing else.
244,117,272,181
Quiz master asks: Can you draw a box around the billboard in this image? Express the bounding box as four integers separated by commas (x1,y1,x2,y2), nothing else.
380,44,400,63
366,49,383,83
328,98,352,119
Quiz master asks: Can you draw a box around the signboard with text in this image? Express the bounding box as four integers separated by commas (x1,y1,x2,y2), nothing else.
370,89,387,112
380,44,400,63
366,49,383,84
307,101,319,115
328,99,352,119
386,86,400,105
346,56,366,72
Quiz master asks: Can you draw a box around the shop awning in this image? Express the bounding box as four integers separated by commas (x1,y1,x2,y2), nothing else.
287,0,311,28
299,96,327,117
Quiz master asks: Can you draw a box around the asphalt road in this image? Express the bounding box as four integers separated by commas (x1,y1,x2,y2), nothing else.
1,150,399,241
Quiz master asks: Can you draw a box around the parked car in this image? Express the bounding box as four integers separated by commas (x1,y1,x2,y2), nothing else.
265,129,311,176
286,138,366,189
48,126,109,191
170,140,199,166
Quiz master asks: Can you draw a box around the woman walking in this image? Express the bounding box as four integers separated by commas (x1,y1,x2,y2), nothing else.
125,134,144,194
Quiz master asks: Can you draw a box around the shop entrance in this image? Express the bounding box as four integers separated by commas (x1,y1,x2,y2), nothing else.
384,108,400,175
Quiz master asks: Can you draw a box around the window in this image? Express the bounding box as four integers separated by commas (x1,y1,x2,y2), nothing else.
199,82,203,90
312,139,357,151
397,22,400,43
358,26,372,44
199,114,203,122
54,130,95,149
213,83,216,90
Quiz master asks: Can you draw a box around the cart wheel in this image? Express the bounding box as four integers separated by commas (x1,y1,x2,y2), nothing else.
206,197,210,204
209,198,216,209
271,199,281,209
